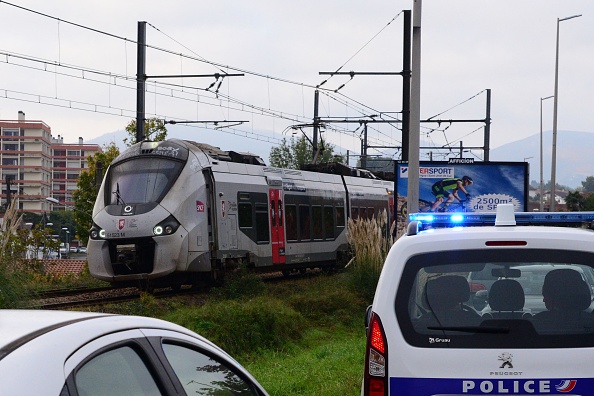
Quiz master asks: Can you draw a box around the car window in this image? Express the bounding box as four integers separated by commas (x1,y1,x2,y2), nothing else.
396,248,594,348
162,342,257,395
75,345,162,396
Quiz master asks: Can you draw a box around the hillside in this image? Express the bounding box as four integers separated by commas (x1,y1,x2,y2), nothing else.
490,130,594,189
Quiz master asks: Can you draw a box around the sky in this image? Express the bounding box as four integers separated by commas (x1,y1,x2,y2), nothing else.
0,0,592,166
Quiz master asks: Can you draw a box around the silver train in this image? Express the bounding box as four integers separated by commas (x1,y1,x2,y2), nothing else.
88,139,394,288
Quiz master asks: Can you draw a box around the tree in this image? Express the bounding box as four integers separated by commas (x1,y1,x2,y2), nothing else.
584,194,594,211
565,190,585,211
123,117,168,147
269,135,345,169
72,142,120,243
582,176,594,193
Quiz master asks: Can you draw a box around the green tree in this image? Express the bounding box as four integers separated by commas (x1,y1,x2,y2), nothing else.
269,135,344,169
72,142,120,243
584,193,594,211
581,176,594,193
565,190,585,211
123,117,168,147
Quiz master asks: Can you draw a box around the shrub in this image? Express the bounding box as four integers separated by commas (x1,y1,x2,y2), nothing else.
166,296,306,356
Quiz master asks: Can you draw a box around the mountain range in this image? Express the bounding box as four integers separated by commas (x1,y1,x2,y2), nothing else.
86,128,594,189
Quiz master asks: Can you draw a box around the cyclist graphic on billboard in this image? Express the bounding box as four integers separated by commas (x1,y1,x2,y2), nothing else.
430,175,473,212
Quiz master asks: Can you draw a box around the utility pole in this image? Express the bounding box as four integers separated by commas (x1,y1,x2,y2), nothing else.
401,10,412,161
135,21,245,145
312,90,320,161
136,21,146,143
407,0,422,215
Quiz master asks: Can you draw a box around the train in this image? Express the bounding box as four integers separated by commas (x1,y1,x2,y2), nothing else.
87,139,394,289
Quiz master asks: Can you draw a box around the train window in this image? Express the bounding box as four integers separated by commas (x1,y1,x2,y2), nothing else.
312,206,323,240
238,203,252,228
299,205,311,241
360,207,368,220
368,207,375,219
255,203,269,243
278,200,283,227
351,207,359,220
336,206,345,228
324,206,334,239
107,157,184,204
285,205,298,241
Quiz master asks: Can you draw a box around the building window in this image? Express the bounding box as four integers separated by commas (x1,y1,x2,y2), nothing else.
2,158,18,166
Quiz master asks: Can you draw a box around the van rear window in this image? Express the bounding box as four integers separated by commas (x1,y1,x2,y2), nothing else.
396,249,594,348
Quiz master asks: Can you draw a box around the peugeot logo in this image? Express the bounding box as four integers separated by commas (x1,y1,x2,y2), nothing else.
124,205,133,214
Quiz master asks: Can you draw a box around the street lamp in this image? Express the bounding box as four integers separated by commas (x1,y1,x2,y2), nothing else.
550,14,581,212
540,95,554,212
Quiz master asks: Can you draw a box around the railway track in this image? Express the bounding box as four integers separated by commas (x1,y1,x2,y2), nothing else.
31,269,325,310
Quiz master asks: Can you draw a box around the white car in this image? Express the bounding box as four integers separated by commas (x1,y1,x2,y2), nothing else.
0,310,268,395
363,205,594,396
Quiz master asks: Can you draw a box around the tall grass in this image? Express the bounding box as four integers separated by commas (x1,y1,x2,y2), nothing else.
346,210,396,302
0,200,27,308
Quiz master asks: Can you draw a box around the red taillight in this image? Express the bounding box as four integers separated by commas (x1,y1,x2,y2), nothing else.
370,318,385,354
485,240,527,246
369,378,385,396
469,282,486,293
364,312,388,396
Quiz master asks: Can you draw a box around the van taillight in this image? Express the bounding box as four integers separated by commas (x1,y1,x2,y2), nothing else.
364,312,388,396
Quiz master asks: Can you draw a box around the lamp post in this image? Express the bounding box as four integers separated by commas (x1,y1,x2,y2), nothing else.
550,14,581,212
540,95,554,211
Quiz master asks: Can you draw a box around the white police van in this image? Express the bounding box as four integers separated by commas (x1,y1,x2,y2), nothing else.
363,205,594,396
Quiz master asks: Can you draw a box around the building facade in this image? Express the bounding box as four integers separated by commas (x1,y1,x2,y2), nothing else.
0,111,101,214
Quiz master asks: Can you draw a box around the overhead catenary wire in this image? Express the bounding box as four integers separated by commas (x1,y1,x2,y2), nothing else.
0,1,487,158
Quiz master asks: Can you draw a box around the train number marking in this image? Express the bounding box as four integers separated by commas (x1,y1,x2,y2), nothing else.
196,200,205,212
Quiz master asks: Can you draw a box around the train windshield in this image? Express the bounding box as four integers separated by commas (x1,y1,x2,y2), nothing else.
107,157,184,204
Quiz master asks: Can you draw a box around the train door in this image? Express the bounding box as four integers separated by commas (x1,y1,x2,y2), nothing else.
269,189,286,264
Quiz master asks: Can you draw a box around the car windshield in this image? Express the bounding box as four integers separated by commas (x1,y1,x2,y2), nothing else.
397,249,594,348
106,157,185,205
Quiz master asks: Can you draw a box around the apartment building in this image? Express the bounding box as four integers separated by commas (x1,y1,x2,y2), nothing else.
0,111,101,214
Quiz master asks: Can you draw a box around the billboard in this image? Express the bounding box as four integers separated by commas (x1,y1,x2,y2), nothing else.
396,160,528,217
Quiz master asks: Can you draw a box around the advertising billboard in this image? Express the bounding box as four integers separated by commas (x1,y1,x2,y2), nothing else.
396,160,528,217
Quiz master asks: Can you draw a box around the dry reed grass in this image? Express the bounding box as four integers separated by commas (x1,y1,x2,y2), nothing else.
346,209,397,300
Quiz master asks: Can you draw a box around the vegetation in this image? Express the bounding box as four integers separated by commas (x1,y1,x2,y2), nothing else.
72,142,120,242
57,270,366,396
269,135,345,169
345,210,396,302
0,200,60,307
123,117,168,147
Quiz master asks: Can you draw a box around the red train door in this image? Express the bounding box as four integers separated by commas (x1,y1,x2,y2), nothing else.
269,189,286,264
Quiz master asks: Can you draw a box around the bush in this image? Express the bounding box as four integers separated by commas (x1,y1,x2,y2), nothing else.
210,265,266,300
166,296,306,355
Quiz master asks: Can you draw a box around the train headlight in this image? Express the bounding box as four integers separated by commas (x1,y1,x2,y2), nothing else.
90,224,105,240
153,215,181,237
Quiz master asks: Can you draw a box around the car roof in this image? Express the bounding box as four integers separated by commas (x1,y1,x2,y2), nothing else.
0,310,204,352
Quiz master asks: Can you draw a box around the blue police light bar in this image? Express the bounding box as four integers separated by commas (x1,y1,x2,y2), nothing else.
408,211,594,230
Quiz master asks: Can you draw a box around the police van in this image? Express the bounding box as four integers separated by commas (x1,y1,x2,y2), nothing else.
363,205,594,396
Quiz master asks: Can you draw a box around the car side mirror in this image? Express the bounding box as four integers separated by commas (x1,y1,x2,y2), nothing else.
365,305,373,330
